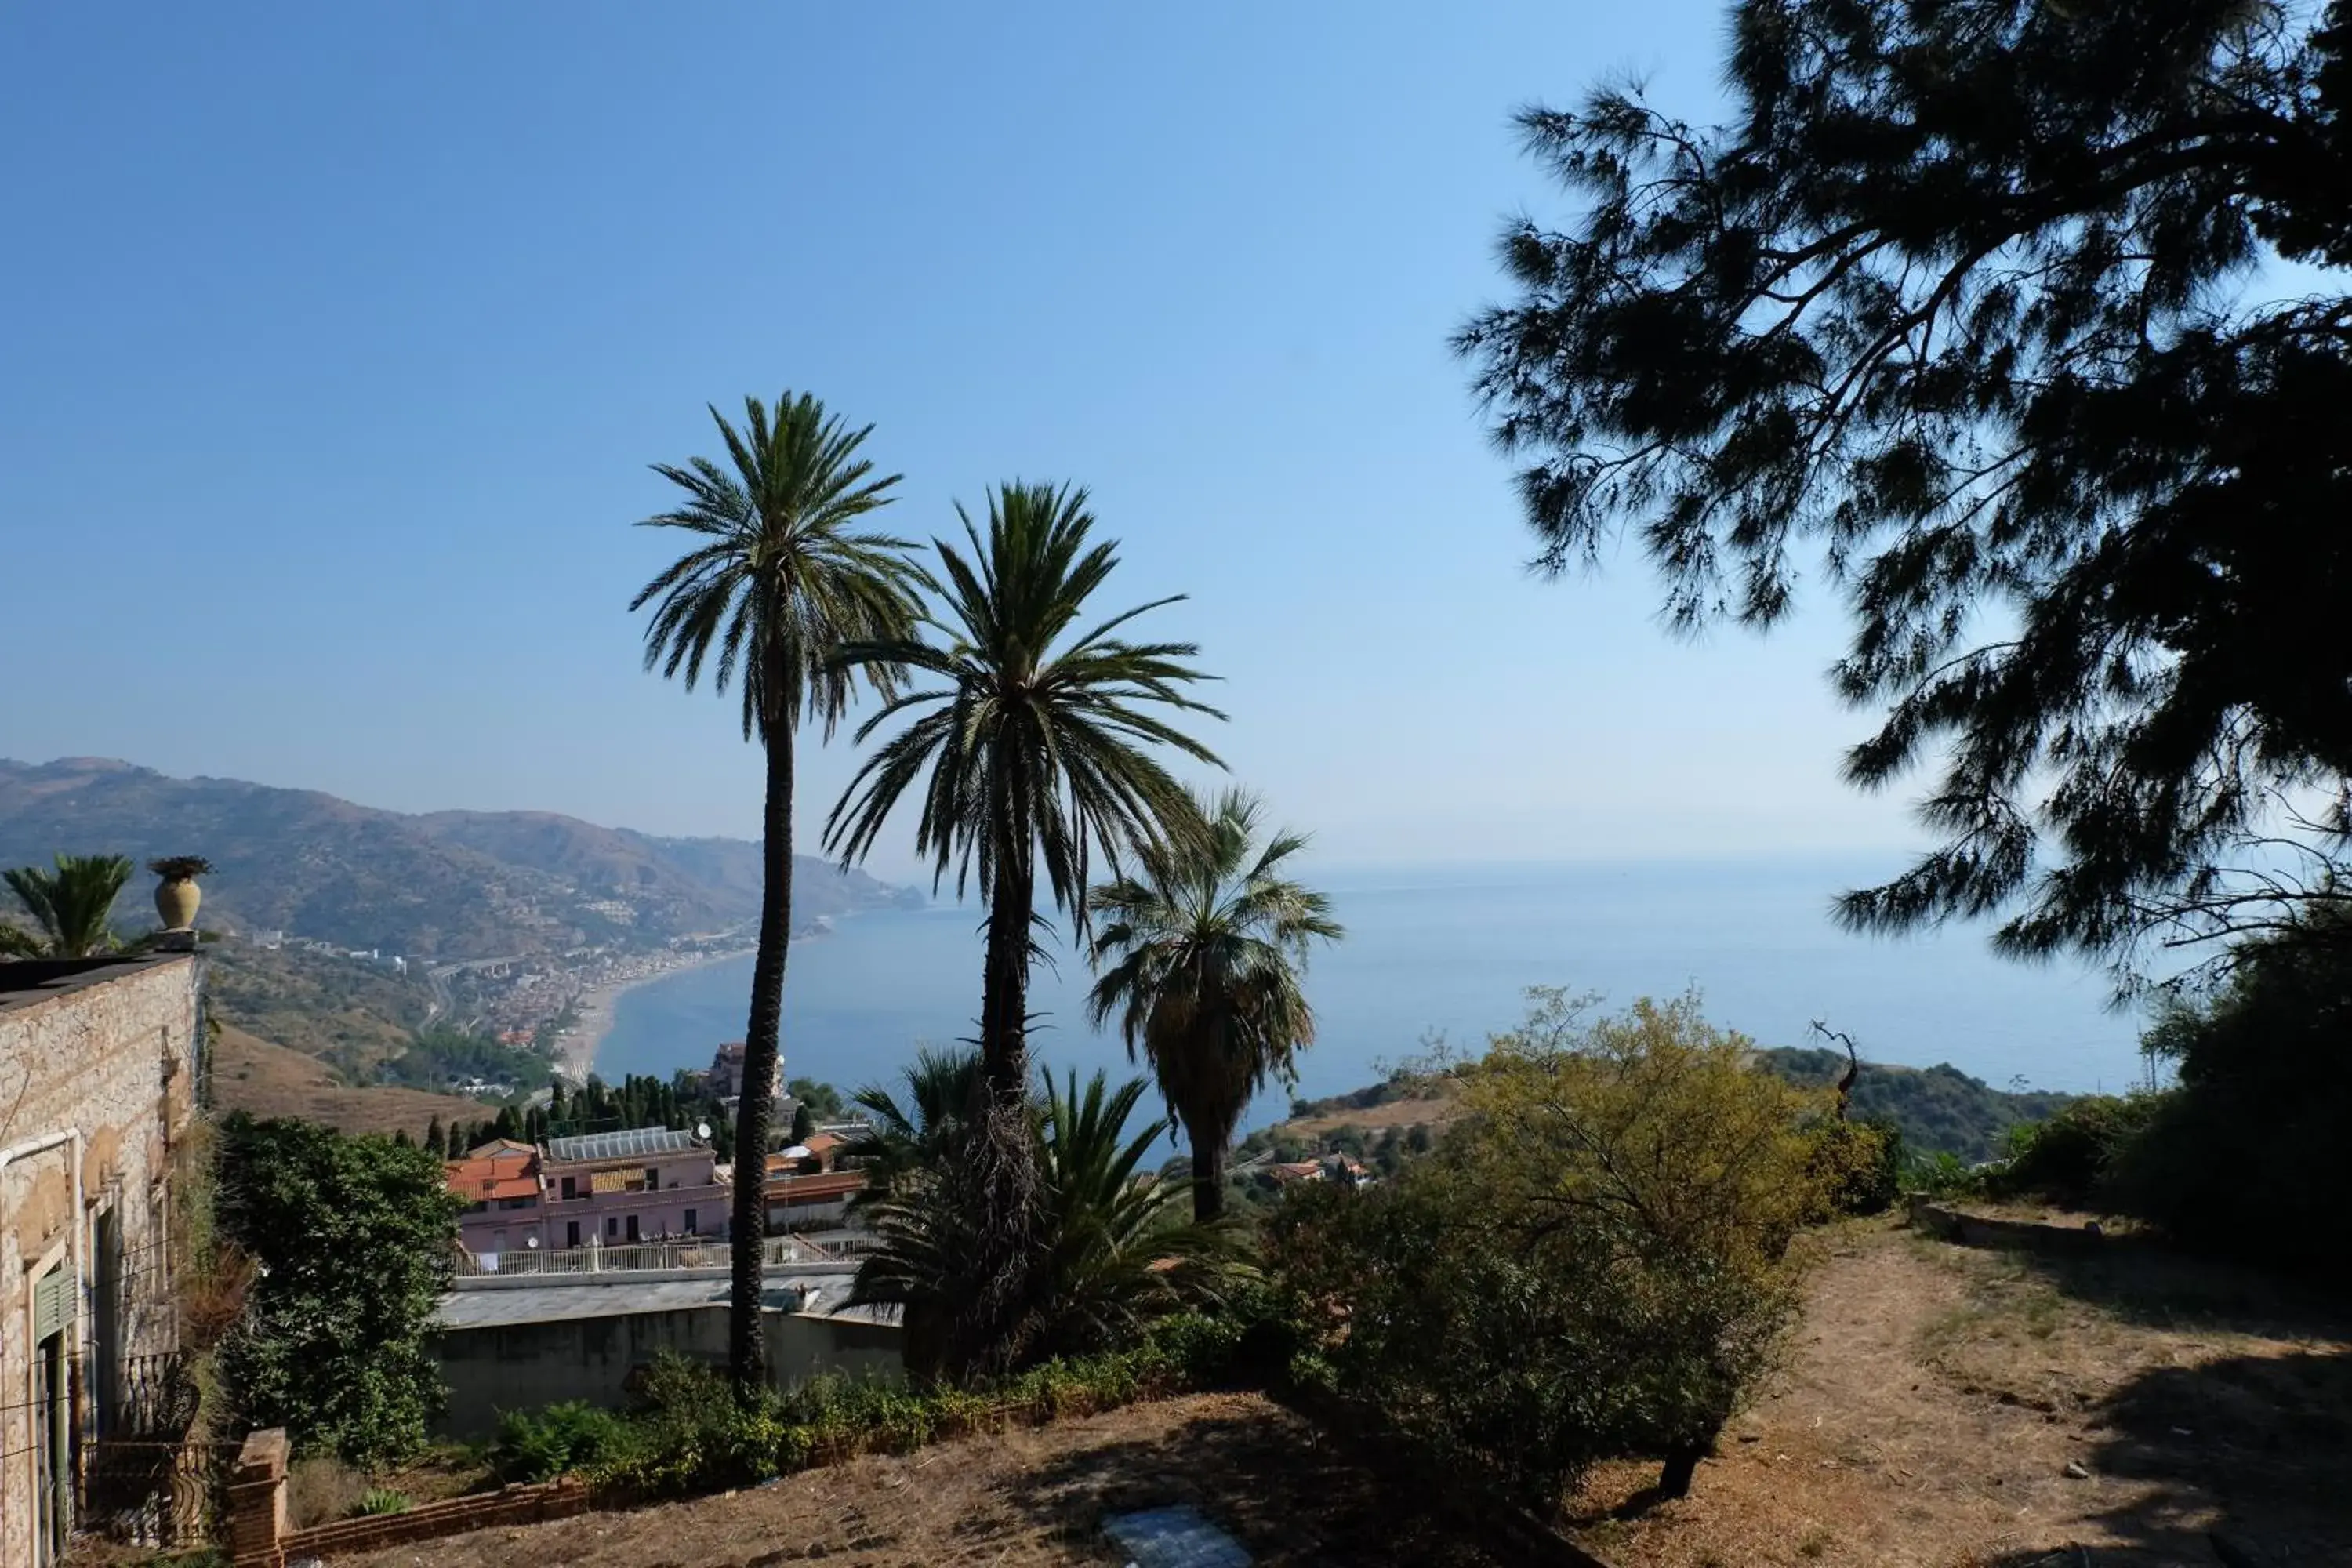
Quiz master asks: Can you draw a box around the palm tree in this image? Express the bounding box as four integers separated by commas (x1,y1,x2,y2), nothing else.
826,481,1222,1375
840,1046,987,1191
2,854,135,958
630,391,927,1400
848,1063,1226,1380
1087,789,1343,1221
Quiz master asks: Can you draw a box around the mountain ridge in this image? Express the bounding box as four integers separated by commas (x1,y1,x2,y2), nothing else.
0,757,913,960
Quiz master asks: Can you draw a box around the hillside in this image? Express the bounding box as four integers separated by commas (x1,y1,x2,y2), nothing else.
203,942,437,1080
0,757,911,960
1241,1051,2074,1169
210,1023,485,1138
1755,1046,2078,1161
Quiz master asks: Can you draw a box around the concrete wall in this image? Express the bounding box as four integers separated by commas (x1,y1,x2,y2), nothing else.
0,954,201,1568
432,1307,901,1440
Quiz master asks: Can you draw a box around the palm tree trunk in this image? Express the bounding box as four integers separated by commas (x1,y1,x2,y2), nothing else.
1189,1127,1228,1222
978,845,1034,1101
728,720,793,1403
946,829,1043,1378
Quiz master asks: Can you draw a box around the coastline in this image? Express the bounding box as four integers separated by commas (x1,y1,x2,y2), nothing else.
554,947,752,1083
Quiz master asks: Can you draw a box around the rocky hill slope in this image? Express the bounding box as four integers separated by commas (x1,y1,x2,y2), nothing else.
0,757,912,960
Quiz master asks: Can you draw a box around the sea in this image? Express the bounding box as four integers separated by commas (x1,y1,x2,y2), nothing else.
595,856,2160,1142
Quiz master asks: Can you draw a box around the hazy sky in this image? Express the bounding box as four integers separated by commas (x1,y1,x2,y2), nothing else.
2,2,1926,884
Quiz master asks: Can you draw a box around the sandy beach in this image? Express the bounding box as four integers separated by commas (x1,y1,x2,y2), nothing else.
554,947,750,1083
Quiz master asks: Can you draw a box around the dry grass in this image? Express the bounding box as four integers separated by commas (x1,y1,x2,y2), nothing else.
1280,1094,1462,1138
332,1392,1503,1568
1568,1218,2352,1567
211,1023,483,1137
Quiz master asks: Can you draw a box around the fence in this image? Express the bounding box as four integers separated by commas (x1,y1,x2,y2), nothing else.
81,1351,226,1550
83,1436,238,1549
452,1232,841,1278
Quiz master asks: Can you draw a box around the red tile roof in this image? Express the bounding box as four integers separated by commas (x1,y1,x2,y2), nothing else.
445,1148,539,1203
762,1170,866,1203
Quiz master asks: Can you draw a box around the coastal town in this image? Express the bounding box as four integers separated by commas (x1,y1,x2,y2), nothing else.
7,0,2349,1562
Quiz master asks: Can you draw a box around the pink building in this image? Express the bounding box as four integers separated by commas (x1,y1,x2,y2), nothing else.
446,1127,729,1256
542,1126,726,1249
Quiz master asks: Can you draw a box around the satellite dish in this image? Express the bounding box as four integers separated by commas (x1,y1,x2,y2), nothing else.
695,1121,713,1142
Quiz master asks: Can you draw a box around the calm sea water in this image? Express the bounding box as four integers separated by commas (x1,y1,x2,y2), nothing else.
597,857,2156,1138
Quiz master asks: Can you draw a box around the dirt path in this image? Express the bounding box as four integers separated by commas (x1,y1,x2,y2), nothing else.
1571,1220,2352,1566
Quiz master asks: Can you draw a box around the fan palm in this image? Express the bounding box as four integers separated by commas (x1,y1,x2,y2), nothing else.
826,481,1223,1375
2,854,135,958
1087,789,1342,1220
848,1064,1225,1381
630,391,927,1399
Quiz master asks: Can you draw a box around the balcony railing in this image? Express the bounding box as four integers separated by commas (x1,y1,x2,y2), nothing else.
453,1232,841,1277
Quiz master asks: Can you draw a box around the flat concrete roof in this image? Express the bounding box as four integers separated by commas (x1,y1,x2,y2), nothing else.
0,951,196,1015
435,1272,866,1330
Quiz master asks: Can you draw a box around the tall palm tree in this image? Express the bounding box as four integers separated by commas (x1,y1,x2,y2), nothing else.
630,391,926,1399
826,481,1222,1375
2,854,135,958
1087,789,1343,1221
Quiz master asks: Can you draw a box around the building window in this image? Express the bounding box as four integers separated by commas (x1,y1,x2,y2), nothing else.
605,1216,618,1239
625,1214,640,1243
560,1176,576,1200
684,1209,697,1235
566,1221,580,1249
644,1166,659,1192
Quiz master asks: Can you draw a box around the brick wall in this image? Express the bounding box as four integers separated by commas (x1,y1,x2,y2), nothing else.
0,954,201,1567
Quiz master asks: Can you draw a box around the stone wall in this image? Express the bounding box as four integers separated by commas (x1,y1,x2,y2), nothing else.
0,953,202,1567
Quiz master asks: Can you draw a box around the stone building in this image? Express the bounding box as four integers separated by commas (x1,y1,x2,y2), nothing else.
0,952,203,1567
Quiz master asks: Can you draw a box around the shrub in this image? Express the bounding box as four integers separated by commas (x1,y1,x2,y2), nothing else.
350,1489,411,1517
212,1114,462,1467
491,1401,630,1483
2105,913,2352,1277
1900,1149,1984,1200
1265,991,1815,1508
1991,1094,2161,1205
1807,1117,1902,1217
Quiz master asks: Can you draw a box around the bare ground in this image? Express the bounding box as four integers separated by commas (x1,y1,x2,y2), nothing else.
332,1392,1503,1568
210,1023,482,1136
302,1219,2352,1568
1570,1218,2352,1567
1280,1094,1461,1139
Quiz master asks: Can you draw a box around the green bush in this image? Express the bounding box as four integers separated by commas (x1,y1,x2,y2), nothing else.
491,1401,630,1483
1269,1165,1795,1509
1807,1118,1902,1216
1900,1149,1984,1200
212,1114,463,1467
2104,914,2352,1277
579,1312,1279,1501
351,1489,411,1517
1990,1094,2161,1205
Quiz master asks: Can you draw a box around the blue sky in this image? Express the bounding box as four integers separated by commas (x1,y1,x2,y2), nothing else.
2,2,1923,883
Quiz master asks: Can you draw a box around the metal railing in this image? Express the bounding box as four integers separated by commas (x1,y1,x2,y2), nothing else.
452,1232,843,1277
82,1437,236,1549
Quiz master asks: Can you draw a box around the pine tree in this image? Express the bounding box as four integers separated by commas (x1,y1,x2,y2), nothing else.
1457,0,2352,980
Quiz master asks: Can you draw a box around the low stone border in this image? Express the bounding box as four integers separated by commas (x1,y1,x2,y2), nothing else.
226,1430,595,1568
1907,1195,2111,1254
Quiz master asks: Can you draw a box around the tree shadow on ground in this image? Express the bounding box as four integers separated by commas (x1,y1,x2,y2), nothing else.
1993,1234,2351,1345
1975,1348,2352,1566
992,1405,1499,1567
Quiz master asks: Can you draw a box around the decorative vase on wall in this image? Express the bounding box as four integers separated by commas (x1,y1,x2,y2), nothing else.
155,877,201,931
